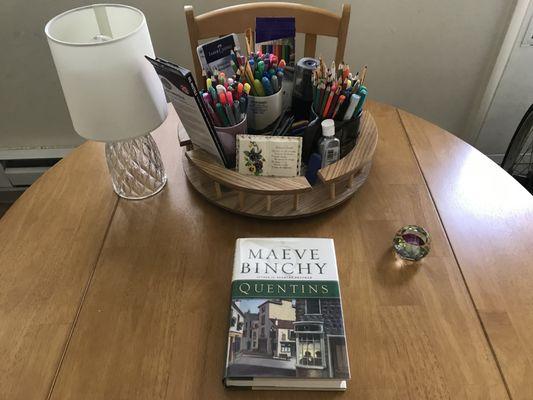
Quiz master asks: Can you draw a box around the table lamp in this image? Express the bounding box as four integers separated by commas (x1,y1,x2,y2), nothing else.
45,4,168,199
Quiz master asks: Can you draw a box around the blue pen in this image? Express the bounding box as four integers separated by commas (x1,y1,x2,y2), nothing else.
262,76,273,96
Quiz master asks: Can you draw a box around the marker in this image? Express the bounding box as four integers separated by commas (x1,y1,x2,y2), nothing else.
253,79,265,96
343,93,360,120
218,92,226,105
208,86,218,105
243,82,251,95
237,83,244,100
215,103,229,126
233,100,242,122
262,76,273,96
270,75,279,93
354,86,368,115
204,101,221,126
216,84,226,95
239,96,247,114
276,71,284,85
225,101,236,125
226,90,234,105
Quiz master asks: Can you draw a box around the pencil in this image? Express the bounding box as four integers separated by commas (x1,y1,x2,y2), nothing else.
360,65,367,85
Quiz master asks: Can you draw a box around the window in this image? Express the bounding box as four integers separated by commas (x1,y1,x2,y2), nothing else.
280,344,291,353
282,333,287,341
261,315,265,325
305,299,321,314
261,328,265,337
297,332,324,368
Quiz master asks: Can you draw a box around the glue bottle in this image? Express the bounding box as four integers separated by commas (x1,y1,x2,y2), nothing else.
318,119,340,168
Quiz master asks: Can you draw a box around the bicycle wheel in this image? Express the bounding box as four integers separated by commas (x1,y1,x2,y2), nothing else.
501,103,533,193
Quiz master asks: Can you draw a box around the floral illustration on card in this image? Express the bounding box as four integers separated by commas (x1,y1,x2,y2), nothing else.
243,141,266,176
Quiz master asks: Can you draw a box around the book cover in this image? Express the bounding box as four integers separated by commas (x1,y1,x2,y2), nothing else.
145,57,230,167
224,238,350,390
236,135,302,177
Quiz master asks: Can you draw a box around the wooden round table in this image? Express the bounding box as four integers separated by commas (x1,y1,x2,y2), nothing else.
1,101,532,399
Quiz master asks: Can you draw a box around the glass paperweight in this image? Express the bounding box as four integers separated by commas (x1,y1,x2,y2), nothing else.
393,225,431,261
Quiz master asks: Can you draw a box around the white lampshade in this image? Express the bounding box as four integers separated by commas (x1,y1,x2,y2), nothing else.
45,4,168,142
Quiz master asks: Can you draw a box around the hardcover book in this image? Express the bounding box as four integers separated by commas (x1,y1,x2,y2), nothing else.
224,238,350,390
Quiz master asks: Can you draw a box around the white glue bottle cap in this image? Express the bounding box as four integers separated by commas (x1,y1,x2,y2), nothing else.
321,119,335,137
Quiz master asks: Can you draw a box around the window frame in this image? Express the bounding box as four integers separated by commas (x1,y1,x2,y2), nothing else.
304,299,321,315
295,330,326,369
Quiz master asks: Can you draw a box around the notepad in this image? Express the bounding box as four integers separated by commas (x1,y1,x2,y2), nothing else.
236,135,302,177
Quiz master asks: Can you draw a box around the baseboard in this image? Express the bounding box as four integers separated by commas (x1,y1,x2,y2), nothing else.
0,146,75,160
0,187,25,203
0,146,76,192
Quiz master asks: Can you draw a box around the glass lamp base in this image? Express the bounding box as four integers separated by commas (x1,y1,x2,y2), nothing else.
105,133,167,200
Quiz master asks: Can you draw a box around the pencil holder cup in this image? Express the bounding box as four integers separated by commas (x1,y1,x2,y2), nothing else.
215,115,247,167
246,88,283,132
301,108,362,163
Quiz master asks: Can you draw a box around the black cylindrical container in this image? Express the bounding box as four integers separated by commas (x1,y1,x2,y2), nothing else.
292,57,319,120
301,108,362,163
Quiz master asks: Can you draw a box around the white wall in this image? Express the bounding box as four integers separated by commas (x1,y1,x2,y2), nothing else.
0,0,515,151
474,1,533,161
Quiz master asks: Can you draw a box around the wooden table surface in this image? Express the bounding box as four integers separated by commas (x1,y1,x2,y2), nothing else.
1,101,532,400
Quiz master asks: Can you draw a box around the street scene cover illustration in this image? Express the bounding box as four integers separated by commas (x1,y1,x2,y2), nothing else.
225,238,350,384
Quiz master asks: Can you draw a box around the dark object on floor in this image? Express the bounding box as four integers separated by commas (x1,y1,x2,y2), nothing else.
501,103,533,194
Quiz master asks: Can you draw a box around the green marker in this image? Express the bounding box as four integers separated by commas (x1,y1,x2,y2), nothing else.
253,79,265,97
216,103,229,126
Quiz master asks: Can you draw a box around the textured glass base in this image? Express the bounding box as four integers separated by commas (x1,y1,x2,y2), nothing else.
105,133,167,200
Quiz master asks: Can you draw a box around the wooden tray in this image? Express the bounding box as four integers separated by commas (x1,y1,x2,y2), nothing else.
180,111,378,219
